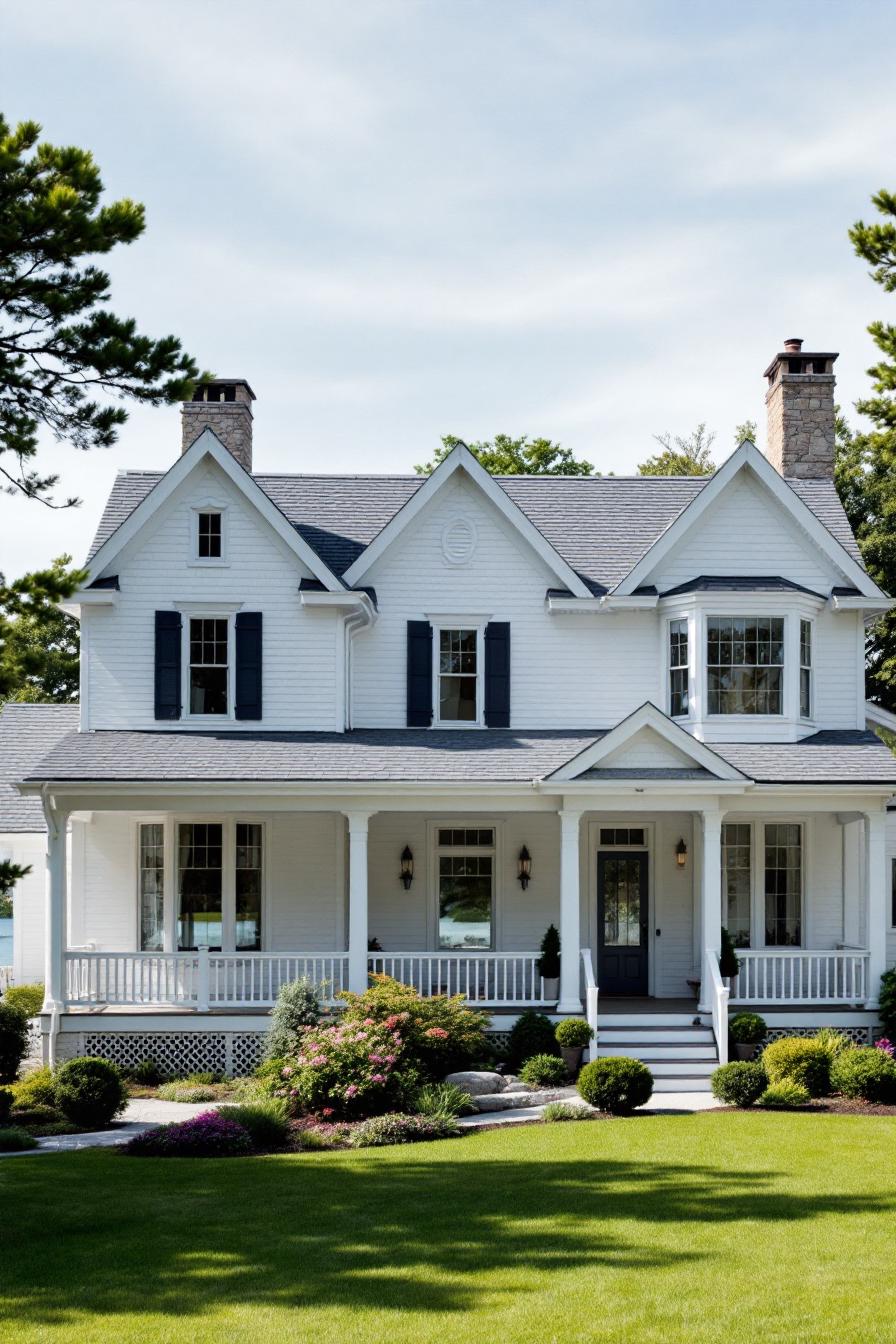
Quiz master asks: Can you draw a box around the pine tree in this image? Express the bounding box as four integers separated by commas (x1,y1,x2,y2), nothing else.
416,433,594,476
837,190,896,710
0,115,204,506
0,555,84,701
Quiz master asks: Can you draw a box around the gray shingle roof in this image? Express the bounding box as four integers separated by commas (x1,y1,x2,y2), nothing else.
0,704,81,830
86,469,864,592
19,725,896,786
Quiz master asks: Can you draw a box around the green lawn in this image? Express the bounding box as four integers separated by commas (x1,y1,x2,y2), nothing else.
3,1112,896,1344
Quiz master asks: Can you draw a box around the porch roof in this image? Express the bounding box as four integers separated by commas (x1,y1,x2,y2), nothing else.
0,703,80,830
15,725,896,789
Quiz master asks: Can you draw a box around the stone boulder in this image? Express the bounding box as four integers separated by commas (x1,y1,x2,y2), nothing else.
444,1070,506,1097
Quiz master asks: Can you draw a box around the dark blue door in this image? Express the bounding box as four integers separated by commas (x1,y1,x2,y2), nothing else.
598,852,648,995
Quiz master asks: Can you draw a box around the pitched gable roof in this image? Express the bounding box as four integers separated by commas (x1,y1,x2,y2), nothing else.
86,449,866,595
544,702,748,782
612,441,881,599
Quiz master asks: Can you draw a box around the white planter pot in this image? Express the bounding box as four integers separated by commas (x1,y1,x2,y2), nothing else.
542,976,560,1001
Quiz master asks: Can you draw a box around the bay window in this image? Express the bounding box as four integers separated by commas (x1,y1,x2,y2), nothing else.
706,616,784,715
669,619,689,717
800,619,812,718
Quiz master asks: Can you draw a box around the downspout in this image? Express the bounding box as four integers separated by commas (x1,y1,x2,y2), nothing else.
40,784,61,1069
342,601,375,731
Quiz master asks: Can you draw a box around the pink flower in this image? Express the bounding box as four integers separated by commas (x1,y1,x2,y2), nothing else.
385,1054,397,1064
310,1054,328,1066
345,1084,359,1098
363,1017,375,1026
425,1027,449,1040
370,1073,386,1084
322,1107,334,1117
281,1065,293,1077
876,1038,894,1056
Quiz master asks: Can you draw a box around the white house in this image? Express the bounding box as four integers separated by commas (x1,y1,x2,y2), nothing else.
7,339,896,1088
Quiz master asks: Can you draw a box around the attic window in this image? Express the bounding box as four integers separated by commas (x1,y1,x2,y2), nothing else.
197,512,222,559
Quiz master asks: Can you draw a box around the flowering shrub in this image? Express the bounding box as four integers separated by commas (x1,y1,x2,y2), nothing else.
347,1111,460,1147
339,977,489,1078
875,1038,894,1057
278,1017,411,1118
125,1110,253,1157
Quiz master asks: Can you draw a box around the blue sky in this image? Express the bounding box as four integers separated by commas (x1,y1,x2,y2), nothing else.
2,0,895,576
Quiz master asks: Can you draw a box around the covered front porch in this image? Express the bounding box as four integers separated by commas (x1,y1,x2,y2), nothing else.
37,779,889,1066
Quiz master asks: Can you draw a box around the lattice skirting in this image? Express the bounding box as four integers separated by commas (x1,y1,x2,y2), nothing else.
760,1025,873,1047
55,1030,269,1077
486,1029,512,1054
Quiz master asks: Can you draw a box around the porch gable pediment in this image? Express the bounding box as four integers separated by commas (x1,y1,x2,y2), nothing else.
545,702,750,782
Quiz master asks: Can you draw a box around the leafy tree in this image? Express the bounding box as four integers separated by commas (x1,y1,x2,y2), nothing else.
638,423,716,476
0,860,30,905
734,419,758,446
835,189,896,709
0,115,203,506
416,433,594,476
0,556,84,701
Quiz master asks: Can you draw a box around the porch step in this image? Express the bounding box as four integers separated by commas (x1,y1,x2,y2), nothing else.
598,1027,714,1046
599,1013,703,1028
652,1075,714,1093
595,1045,716,1061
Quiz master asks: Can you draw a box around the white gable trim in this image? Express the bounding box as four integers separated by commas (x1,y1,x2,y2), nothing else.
84,430,345,592
865,700,896,735
544,702,749,782
342,443,592,597
613,441,883,599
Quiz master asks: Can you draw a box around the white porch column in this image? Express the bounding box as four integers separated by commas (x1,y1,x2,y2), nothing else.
43,806,68,1013
557,808,583,1013
345,811,373,995
697,809,723,1014
864,807,887,1009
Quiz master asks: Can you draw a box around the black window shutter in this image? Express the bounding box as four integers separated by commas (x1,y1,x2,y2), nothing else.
235,612,263,720
406,620,433,727
484,622,511,727
154,611,182,720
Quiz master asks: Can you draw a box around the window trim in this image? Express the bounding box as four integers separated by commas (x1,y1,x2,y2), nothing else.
133,815,268,954
188,501,230,567
428,819,501,950
431,620,486,728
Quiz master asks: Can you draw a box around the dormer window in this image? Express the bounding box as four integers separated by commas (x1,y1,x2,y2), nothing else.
197,511,222,559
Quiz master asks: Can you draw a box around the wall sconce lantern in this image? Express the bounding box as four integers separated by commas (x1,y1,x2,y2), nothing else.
675,838,688,868
399,845,414,890
517,845,532,890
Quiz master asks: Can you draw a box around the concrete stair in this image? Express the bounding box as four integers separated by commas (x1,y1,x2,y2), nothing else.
595,1014,719,1092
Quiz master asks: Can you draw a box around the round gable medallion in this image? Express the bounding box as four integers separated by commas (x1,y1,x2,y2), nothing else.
441,515,477,566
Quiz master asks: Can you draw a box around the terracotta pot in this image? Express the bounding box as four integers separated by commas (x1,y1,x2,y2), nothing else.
542,976,560,1000
560,1045,584,1076
733,1042,758,1061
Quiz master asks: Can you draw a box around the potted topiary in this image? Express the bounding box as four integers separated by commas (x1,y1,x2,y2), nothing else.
537,924,561,1001
719,927,741,994
555,1017,594,1076
729,1011,766,1060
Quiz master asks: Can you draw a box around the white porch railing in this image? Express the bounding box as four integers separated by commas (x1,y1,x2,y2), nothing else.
729,949,869,1004
581,948,598,1060
705,948,729,1066
64,951,349,1009
0,966,13,995
367,952,548,1005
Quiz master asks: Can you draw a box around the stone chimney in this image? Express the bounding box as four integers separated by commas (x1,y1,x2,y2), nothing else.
181,379,256,472
763,338,838,478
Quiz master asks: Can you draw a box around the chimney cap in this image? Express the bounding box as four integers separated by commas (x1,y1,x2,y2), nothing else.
783,337,803,352
190,378,256,402
763,346,838,379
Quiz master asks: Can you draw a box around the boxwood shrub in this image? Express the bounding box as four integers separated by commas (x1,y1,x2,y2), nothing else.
577,1057,653,1114
0,1086,12,1123
758,1080,811,1109
12,1065,56,1110
0,1001,28,1084
710,1060,767,1107
554,1018,594,1048
519,1054,568,1087
3,984,44,1019
761,1037,831,1097
831,1046,896,1103
54,1057,127,1128
0,1125,37,1151
506,1011,561,1070
728,1013,766,1045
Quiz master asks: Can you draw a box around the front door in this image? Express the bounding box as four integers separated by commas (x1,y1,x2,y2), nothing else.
597,852,648,994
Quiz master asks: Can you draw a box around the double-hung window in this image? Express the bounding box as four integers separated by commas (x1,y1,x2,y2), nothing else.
189,618,229,715
139,823,165,952
437,827,494,949
799,619,812,718
722,823,752,948
669,619,689,717
197,511,222,559
706,616,784,714
173,821,264,952
437,629,480,724
764,823,802,946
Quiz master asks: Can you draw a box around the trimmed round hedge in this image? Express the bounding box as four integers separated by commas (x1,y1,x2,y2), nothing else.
710,1060,767,1108
831,1047,896,1103
519,1054,568,1087
761,1037,831,1097
554,1018,594,1048
577,1057,653,1114
54,1057,127,1128
759,1080,811,1109
506,1011,561,1070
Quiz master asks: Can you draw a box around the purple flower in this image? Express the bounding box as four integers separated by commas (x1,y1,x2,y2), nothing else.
876,1037,894,1056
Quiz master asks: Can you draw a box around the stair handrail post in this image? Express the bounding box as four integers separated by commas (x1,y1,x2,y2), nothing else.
581,948,599,1061
704,947,729,1067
